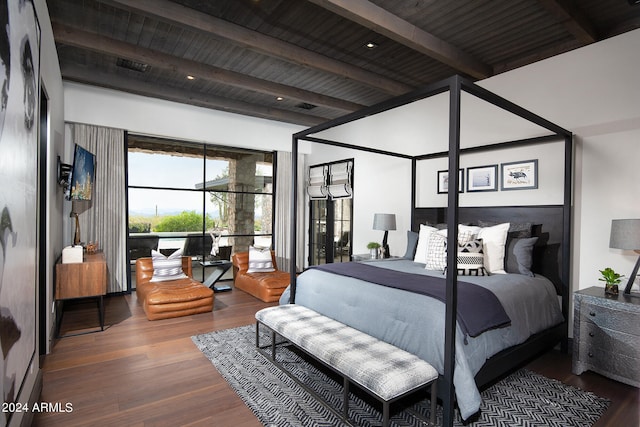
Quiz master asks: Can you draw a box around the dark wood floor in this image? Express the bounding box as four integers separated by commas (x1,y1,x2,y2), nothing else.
35,287,638,426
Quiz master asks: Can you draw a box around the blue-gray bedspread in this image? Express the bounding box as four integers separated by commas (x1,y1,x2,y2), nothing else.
313,262,510,338
279,259,564,420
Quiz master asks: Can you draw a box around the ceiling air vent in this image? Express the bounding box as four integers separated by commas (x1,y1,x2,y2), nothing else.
296,102,317,110
116,58,150,73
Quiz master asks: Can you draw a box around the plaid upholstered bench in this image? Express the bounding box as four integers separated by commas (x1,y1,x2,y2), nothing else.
255,304,438,427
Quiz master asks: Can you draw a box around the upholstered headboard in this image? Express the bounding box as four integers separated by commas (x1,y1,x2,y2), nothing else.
413,205,567,297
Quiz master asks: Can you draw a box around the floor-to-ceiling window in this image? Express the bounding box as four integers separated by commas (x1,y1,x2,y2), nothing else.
126,135,274,287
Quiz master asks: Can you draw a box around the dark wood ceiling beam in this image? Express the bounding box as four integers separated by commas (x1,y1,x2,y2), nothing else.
306,0,492,79
100,0,413,96
536,0,598,44
52,22,365,114
60,63,326,127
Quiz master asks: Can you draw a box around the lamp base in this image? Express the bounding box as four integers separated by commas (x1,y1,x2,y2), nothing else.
623,255,640,295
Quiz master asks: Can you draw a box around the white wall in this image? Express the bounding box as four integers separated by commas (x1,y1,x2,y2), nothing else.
64,82,305,153
416,141,565,207
480,29,640,293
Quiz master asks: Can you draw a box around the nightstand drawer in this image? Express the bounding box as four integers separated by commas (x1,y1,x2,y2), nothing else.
577,344,640,386
580,302,639,336
578,322,640,359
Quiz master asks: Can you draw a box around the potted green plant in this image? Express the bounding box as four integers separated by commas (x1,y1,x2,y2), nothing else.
367,242,381,259
599,267,623,295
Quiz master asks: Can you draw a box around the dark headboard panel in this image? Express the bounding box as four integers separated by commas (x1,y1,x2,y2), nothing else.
413,206,566,296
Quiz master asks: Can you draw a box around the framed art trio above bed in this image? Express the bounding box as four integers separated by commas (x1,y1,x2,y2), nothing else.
285,75,572,426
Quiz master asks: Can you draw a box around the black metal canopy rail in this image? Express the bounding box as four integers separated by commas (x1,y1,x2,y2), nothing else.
288,74,572,427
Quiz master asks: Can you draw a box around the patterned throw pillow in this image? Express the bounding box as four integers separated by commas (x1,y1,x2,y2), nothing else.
455,239,487,276
150,249,188,282
425,232,447,271
247,246,275,273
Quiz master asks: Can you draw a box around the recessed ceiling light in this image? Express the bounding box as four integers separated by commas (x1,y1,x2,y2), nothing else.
365,42,378,49
276,96,284,101
186,75,195,80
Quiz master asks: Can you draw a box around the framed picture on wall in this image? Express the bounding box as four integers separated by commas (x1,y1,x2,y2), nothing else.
501,159,538,190
437,169,464,194
467,165,498,192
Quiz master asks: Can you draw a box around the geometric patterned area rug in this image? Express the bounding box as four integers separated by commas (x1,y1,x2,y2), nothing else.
192,325,609,427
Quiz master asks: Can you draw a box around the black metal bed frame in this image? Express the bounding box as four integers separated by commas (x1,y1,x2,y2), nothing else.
288,75,573,426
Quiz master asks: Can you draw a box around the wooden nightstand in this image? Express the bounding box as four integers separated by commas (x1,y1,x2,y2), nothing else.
572,287,640,388
55,251,107,336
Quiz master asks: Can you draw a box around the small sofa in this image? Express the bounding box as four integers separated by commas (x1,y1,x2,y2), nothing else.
231,251,290,303
136,256,214,320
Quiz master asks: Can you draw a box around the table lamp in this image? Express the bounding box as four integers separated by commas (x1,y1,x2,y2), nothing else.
609,219,640,295
373,213,396,258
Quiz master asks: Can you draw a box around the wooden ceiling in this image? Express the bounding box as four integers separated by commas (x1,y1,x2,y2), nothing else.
48,0,640,127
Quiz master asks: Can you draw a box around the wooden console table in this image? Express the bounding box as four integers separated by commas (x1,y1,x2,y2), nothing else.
55,251,107,336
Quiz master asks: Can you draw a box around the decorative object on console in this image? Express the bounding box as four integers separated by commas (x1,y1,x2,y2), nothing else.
71,212,80,246
599,267,622,295
501,159,538,191
366,241,381,259
609,218,640,295
373,213,396,258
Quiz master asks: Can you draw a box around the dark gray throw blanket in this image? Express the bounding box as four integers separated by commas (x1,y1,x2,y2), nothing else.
312,262,511,338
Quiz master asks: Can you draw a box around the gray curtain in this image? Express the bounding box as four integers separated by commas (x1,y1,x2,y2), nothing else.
275,151,306,272
70,123,127,293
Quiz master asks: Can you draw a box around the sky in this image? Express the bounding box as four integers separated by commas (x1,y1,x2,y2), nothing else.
127,151,271,216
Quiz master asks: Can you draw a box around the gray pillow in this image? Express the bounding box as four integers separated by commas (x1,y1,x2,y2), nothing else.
505,237,538,276
477,220,532,238
403,230,419,259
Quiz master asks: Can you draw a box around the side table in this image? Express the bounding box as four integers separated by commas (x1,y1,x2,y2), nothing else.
351,253,401,262
572,286,640,388
201,260,233,292
55,251,107,337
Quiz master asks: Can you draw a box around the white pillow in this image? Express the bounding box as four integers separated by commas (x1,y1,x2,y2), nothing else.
150,249,188,282
425,231,447,270
476,222,510,274
247,246,275,273
413,225,438,263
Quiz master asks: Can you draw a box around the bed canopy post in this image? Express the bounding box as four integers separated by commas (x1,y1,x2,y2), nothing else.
289,135,299,304
561,133,573,350
442,75,463,427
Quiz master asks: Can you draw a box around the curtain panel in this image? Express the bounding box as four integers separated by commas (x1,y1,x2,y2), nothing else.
275,151,306,273
69,123,127,293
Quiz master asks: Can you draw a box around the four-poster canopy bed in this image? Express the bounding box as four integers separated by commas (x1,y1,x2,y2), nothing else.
285,75,572,425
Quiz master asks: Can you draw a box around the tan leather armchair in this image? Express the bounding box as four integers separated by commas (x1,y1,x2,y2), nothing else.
231,251,290,303
136,256,214,320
